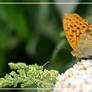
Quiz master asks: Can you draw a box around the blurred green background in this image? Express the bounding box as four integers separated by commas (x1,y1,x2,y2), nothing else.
0,0,92,83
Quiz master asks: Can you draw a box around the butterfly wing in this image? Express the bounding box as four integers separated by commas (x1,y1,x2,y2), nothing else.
63,13,91,56
76,27,92,58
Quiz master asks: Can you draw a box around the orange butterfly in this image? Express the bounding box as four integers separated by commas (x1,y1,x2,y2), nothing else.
63,13,92,58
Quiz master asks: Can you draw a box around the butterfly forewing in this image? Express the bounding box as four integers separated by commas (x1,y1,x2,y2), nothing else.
63,13,92,58
63,13,89,50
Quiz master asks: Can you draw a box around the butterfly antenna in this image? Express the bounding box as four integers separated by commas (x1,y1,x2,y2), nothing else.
64,47,79,62
63,47,71,52
43,61,50,67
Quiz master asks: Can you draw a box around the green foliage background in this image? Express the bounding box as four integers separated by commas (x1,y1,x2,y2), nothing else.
0,0,92,91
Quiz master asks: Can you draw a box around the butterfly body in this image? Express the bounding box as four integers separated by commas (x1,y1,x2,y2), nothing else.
63,13,92,58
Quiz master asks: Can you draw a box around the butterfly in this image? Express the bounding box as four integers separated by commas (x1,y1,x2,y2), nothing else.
63,13,92,58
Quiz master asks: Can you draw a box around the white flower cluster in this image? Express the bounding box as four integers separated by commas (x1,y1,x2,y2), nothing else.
54,60,92,92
